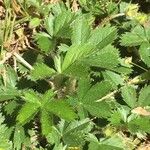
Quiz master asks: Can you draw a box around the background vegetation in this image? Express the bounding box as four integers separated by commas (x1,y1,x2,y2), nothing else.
0,0,150,149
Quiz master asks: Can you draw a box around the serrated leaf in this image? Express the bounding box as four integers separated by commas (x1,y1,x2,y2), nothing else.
77,81,113,118
30,63,55,81
128,117,150,133
45,14,54,36
29,18,41,28
17,102,40,125
109,110,122,126
102,70,124,88
139,42,150,67
63,118,93,146
41,90,54,107
45,100,77,121
84,101,111,118
77,78,91,99
13,126,25,150
82,45,120,69
62,43,93,72
4,101,19,115
23,90,41,104
63,61,89,78
54,11,74,38
71,15,91,44
0,86,20,101
121,85,137,108
138,85,150,106
41,110,53,136
120,25,147,46
6,65,18,87
88,26,117,50
37,36,53,53
81,81,113,103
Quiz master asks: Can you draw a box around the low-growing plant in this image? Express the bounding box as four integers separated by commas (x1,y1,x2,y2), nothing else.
0,0,150,149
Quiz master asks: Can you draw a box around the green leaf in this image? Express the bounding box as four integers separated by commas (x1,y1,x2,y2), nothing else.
62,61,90,78
45,14,54,36
41,90,54,107
5,65,18,87
17,102,40,125
0,113,12,150
138,85,150,106
88,26,117,50
121,85,137,108
71,15,91,44
139,42,150,67
13,126,26,150
41,110,53,136
88,135,126,150
0,86,20,101
77,78,91,99
128,117,150,133
84,101,112,118
45,100,77,121
30,63,55,81
63,118,93,146
120,25,147,46
81,81,113,103
23,90,41,104
102,70,124,88
78,81,113,118
82,45,120,69
4,101,19,115
62,43,93,72
29,18,41,28
37,36,53,53
54,11,74,38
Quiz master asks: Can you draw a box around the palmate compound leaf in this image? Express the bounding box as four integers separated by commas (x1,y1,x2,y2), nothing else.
138,85,150,106
78,80,114,118
17,90,41,125
45,100,77,121
62,118,93,147
120,25,148,46
62,26,118,73
47,118,93,147
139,42,150,67
121,85,137,108
30,63,55,81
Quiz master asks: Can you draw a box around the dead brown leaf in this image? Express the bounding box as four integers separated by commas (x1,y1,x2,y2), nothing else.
137,143,150,150
131,107,150,116
71,0,79,12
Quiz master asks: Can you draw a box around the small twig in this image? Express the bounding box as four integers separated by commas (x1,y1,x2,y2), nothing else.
96,75,146,102
96,90,118,102
14,52,34,70
0,43,34,70
100,13,125,27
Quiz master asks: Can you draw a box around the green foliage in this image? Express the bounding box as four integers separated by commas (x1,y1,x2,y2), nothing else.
121,85,137,108
30,63,55,81
0,0,150,149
